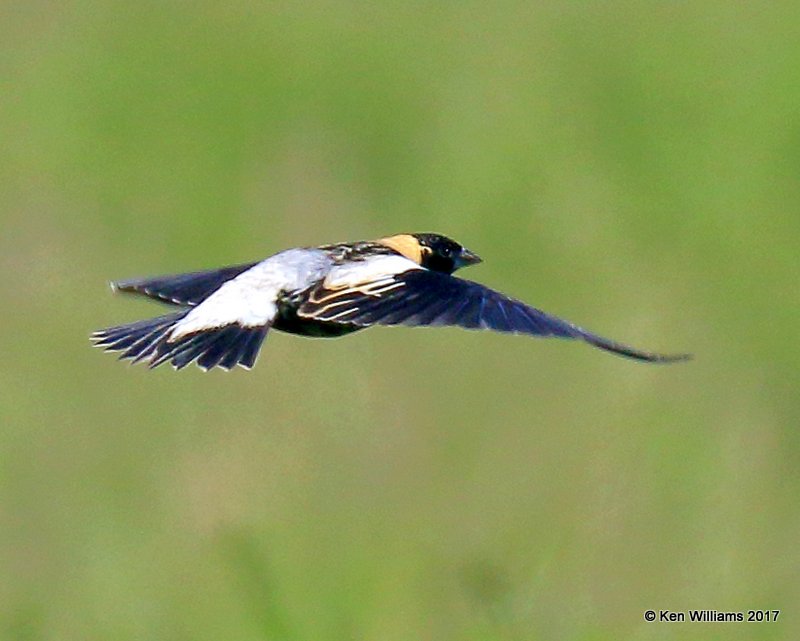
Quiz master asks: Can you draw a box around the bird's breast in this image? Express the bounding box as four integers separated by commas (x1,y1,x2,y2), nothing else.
273,301,361,338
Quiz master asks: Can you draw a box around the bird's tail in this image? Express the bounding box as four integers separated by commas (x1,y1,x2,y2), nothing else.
91,312,268,371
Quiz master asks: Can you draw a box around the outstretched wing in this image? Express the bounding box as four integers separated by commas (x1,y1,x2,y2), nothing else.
299,269,690,363
112,262,259,306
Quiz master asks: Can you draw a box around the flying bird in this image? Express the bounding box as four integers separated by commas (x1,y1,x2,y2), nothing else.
91,233,690,370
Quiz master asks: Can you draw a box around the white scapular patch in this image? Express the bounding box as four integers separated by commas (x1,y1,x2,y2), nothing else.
324,255,421,289
169,249,332,340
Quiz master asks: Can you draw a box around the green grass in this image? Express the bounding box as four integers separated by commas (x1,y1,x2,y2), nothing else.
2,2,799,639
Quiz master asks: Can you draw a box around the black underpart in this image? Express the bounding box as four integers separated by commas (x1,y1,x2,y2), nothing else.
274,295,362,338
92,312,268,370
113,262,258,307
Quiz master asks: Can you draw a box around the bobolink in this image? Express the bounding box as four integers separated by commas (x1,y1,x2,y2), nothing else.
91,233,690,370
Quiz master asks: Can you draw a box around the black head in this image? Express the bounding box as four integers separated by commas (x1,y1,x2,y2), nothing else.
412,233,482,274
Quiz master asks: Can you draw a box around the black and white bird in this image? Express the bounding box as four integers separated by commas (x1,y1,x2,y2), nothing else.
91,233,690,370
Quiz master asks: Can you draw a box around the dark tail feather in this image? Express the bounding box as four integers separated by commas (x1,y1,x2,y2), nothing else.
112,262,258,307
92,313,186,355
151,332,218,370
92,314,268,371
153,325,269,371
238,329,268,369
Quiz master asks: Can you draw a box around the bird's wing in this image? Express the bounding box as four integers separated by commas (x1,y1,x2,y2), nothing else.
295,254,424,322
112,262,259,306
299,269,689,363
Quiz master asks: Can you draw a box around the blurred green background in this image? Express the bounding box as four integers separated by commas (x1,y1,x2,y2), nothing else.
2,2,798,640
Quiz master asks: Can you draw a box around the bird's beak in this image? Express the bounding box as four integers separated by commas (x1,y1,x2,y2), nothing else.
456,247,482,268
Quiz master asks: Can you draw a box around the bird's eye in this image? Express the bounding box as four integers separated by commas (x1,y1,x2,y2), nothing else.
440,246,452,258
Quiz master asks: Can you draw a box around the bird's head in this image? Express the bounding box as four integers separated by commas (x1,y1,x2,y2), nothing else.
379,233,482,274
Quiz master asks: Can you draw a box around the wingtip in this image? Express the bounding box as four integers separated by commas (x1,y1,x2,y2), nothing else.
653,352,693,364
615,347,694,364
621,349,693,364
581,331,694,364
